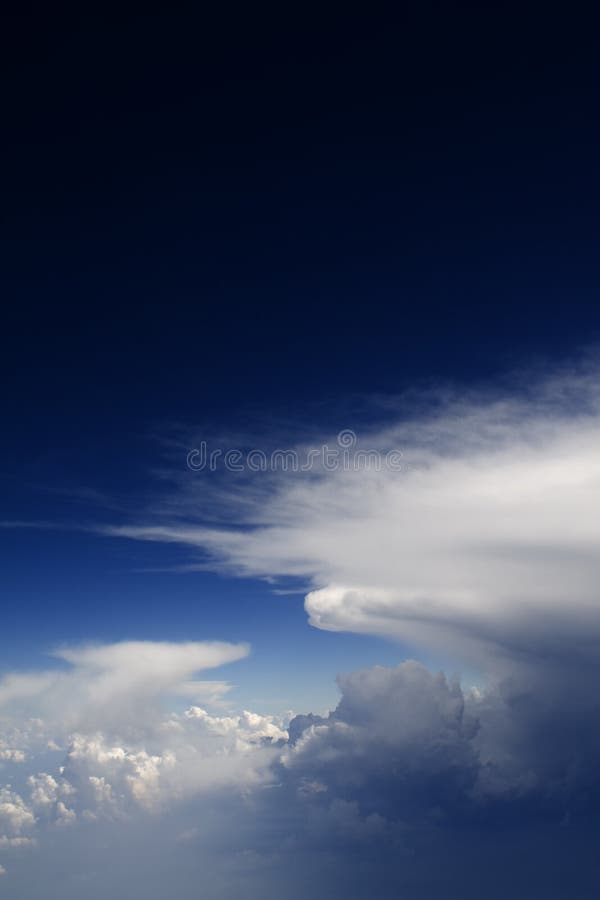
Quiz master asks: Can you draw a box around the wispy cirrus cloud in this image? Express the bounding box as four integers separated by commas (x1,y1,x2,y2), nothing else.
106,363,600,672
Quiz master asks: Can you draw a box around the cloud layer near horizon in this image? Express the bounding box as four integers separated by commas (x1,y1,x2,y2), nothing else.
1,641,599,897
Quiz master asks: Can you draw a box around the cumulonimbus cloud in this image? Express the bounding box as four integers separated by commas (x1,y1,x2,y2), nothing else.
0,639,286,868
4,366,600,895
108,364,600,671
1,645,599,896
0,640,250,735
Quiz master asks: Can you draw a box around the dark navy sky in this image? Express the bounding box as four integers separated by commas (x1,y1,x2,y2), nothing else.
1,6,600,698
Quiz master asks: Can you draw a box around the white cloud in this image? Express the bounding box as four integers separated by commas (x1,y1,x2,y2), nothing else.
28,772,76,815
3,368,600,895
0,672,63,707
0,788,36,836
0,836,36,848
0,746,25,763
57,705,286,820
0,640,250,736
55,640,249,706
109,366,600,671
0,640,287,852
1,650,599,898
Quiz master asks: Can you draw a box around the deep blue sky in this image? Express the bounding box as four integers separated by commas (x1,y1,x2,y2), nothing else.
2,6,600,704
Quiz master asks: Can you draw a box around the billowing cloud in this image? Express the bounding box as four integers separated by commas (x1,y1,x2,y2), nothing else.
281,659,600,822
0,788,36,836
2,652,598,898
0,639,288,887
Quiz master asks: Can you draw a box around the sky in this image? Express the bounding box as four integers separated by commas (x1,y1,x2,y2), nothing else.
1,6,600,898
